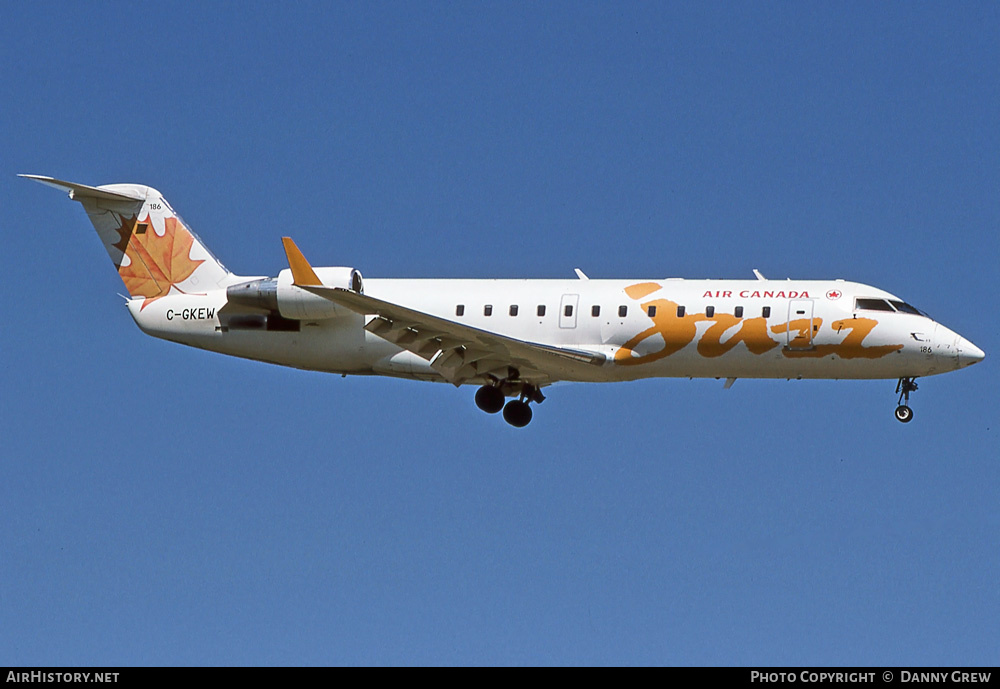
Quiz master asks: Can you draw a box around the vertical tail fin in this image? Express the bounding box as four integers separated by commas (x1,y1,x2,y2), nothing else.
21,175,234,299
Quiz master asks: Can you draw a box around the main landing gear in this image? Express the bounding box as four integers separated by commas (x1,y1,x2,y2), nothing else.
474,385,505,414
894,377,918,423
502,399,532,428
475,378,544,428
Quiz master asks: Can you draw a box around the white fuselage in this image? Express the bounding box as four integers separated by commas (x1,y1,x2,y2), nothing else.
128,277,982,384
22,174,984,425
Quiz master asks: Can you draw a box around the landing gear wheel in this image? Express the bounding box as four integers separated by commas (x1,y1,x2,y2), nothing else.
894,378,919,423
475,385,505,414
502,400,532,427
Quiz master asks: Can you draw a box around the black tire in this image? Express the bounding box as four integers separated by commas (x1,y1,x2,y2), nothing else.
894,405,913,423
475,385,505,414
502,400,532,427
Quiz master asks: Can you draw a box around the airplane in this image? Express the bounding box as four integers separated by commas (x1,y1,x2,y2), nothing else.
22,174,985,427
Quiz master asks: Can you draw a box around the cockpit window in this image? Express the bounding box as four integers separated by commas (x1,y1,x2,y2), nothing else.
855,298,895,312
889,300,922,315
856,297,926,316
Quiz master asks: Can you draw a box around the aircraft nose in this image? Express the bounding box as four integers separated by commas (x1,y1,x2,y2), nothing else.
956,336,985,367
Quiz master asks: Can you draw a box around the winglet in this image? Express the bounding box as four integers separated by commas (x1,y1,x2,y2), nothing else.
282,237,322,286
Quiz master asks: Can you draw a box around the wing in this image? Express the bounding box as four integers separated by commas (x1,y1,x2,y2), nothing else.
282,238,606,386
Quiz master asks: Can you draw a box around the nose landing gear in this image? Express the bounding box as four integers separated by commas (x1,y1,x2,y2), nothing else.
894,377,918,423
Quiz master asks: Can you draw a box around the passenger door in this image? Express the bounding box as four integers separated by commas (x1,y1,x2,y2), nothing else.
786,299,815,350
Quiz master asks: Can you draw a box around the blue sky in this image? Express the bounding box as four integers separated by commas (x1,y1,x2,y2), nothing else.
2,2,997,666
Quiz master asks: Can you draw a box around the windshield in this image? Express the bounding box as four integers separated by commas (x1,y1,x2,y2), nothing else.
855,298,928,317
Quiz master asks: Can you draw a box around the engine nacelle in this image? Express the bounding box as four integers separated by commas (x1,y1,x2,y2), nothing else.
226,267,363,320
226,277,278,312
276,266,362,320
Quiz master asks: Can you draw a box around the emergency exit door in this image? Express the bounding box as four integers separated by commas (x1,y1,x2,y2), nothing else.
559,294,579,329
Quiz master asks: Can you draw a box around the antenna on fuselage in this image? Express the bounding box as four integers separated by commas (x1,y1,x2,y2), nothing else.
752,269,766,281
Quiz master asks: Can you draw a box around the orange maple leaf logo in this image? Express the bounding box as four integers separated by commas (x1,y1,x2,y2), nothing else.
111,213,204,305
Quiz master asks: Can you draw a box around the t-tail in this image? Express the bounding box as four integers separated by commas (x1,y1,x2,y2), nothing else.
20,175,238,300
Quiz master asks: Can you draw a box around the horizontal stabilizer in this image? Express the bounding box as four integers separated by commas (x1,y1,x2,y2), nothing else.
18,174,145,202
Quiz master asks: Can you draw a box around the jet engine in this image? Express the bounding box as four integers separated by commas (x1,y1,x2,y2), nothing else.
226,267,363,320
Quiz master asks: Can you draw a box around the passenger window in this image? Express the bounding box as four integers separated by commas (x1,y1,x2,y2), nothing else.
675,306,684,317
734,306,743,318
509,305,518,317
646,305,656,317
591,305,600,317
618,305,627,317
537,305,546,317
706,306,715,317
484,305,493,316
455,305,465,317
762,306,771,318
564,304,574,317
